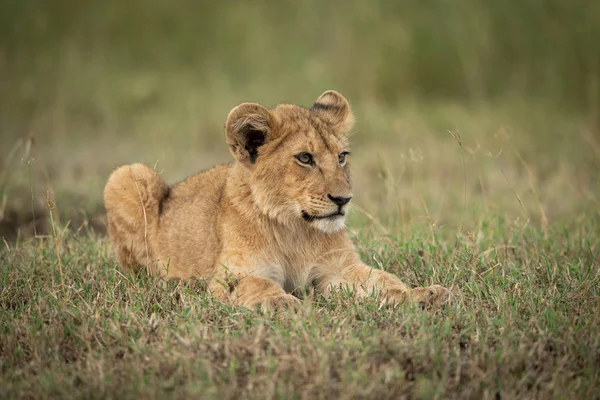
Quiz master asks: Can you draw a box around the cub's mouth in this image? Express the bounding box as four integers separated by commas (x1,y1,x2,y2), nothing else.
301,210,345,222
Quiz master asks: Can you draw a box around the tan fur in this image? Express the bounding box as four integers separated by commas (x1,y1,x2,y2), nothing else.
104,91,450,310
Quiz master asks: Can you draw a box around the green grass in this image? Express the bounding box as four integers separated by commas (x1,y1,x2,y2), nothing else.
1,217,599,398
1,1,600,398
1,88,599,400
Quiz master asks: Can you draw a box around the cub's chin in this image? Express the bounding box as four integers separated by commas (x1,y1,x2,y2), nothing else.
311,215,347,234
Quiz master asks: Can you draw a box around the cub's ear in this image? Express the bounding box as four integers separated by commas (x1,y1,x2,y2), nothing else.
310,90,355,136
225,103,276,167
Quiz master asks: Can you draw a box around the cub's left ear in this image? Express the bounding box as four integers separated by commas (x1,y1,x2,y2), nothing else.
310,90,355,136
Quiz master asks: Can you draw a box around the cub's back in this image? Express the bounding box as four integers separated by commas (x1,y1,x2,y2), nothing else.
154,163,231,279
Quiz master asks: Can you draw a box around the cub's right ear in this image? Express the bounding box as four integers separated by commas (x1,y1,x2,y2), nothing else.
225,103,276,168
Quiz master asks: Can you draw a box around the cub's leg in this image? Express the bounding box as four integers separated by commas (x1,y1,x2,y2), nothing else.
208,270,300,311
312,253,450,309
341,264,450,309
103,163,169,273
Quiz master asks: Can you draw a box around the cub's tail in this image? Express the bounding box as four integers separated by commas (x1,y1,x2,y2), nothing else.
103,163,169,272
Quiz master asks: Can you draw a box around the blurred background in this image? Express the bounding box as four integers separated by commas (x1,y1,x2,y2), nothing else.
1,0,598,240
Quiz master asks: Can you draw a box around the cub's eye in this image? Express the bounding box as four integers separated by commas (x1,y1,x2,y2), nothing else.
339,152,350,165
296,152,314,165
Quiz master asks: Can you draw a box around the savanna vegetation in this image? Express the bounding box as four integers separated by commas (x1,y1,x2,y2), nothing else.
1,1,599,398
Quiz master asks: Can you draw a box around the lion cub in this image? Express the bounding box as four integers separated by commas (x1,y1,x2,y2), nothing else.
104,91,450,310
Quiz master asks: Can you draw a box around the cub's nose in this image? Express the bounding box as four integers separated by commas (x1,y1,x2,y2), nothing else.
328,194,353,207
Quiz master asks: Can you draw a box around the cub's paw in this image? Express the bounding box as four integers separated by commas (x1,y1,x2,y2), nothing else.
411,285,451,310
257,294,302,313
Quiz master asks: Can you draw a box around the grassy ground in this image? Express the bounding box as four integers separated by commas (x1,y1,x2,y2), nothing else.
1,211,599,398
1,101,599,398
1,1,600,398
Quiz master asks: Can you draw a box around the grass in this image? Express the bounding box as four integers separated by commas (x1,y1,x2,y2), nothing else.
1,96,599,399
1,1,600,398
1,101,599,398
1,214,599,398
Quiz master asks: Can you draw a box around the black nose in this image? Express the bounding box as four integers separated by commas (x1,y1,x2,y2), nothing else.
328,194,352,207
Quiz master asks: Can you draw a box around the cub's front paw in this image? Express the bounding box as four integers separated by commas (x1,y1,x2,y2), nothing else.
411,284,451,310
252,294,301,313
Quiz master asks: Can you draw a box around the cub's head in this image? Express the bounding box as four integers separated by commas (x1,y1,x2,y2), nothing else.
225,90,354,233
